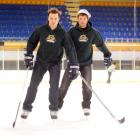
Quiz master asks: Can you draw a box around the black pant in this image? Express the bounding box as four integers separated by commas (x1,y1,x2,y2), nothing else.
58,64,92,109
23,62,61,111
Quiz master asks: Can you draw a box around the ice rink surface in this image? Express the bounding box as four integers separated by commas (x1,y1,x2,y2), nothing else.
0,70,139,140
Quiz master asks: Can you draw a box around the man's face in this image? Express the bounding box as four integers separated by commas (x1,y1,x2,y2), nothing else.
48,13,59,29
78,14,88,28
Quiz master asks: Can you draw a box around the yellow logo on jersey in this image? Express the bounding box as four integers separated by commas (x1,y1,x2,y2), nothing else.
46,35,56,43
79,34,88,42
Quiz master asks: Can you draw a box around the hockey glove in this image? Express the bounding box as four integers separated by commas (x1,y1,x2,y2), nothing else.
24,54,34,70
69,64,79,80
104,56,112,67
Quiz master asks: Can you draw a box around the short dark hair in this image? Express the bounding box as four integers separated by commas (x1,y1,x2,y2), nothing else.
48,7,62,17
78,13,88,18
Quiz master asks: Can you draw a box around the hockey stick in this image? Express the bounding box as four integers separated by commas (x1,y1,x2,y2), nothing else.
12,68,30,128
106,63,116,84
78,72,125,124
107,71,112,83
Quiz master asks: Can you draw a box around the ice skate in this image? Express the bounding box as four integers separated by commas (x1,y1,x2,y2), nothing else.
50,111,58,119
83,108,90,116
21,110,30,119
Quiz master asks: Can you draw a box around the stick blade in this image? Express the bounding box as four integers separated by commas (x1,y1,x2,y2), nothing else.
118,117,125,124
12,122,15,128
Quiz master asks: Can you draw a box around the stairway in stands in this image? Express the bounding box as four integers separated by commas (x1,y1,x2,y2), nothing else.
64,0,80,26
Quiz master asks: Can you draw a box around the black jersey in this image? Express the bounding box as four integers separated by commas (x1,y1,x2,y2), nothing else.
68,22,111,66
26,23,78,65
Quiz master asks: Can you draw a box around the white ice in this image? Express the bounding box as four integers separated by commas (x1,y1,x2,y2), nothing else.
0,70,139,140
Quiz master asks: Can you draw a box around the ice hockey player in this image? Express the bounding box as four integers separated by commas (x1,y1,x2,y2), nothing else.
21,8,79,120
58,9,112,116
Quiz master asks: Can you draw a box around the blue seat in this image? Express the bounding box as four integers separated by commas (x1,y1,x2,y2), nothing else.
0,4,72,40
79,6,140,42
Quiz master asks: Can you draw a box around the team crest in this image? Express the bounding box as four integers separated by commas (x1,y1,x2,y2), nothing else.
46,35,56,43
79,34,88,42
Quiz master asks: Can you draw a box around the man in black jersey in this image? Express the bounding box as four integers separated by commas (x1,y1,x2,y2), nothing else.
21,8,79,119
58,9,112,116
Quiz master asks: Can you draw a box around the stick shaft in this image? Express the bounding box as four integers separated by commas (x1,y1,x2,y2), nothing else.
79,72,117,120
12,69,29,128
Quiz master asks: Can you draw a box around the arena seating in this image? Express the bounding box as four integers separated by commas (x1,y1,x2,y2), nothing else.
0,4,139,42
0,4,72,41
80,6,140,42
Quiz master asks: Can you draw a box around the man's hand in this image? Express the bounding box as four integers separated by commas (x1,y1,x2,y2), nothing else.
104,56,112,67
69,64,79,80
24,54,34,70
